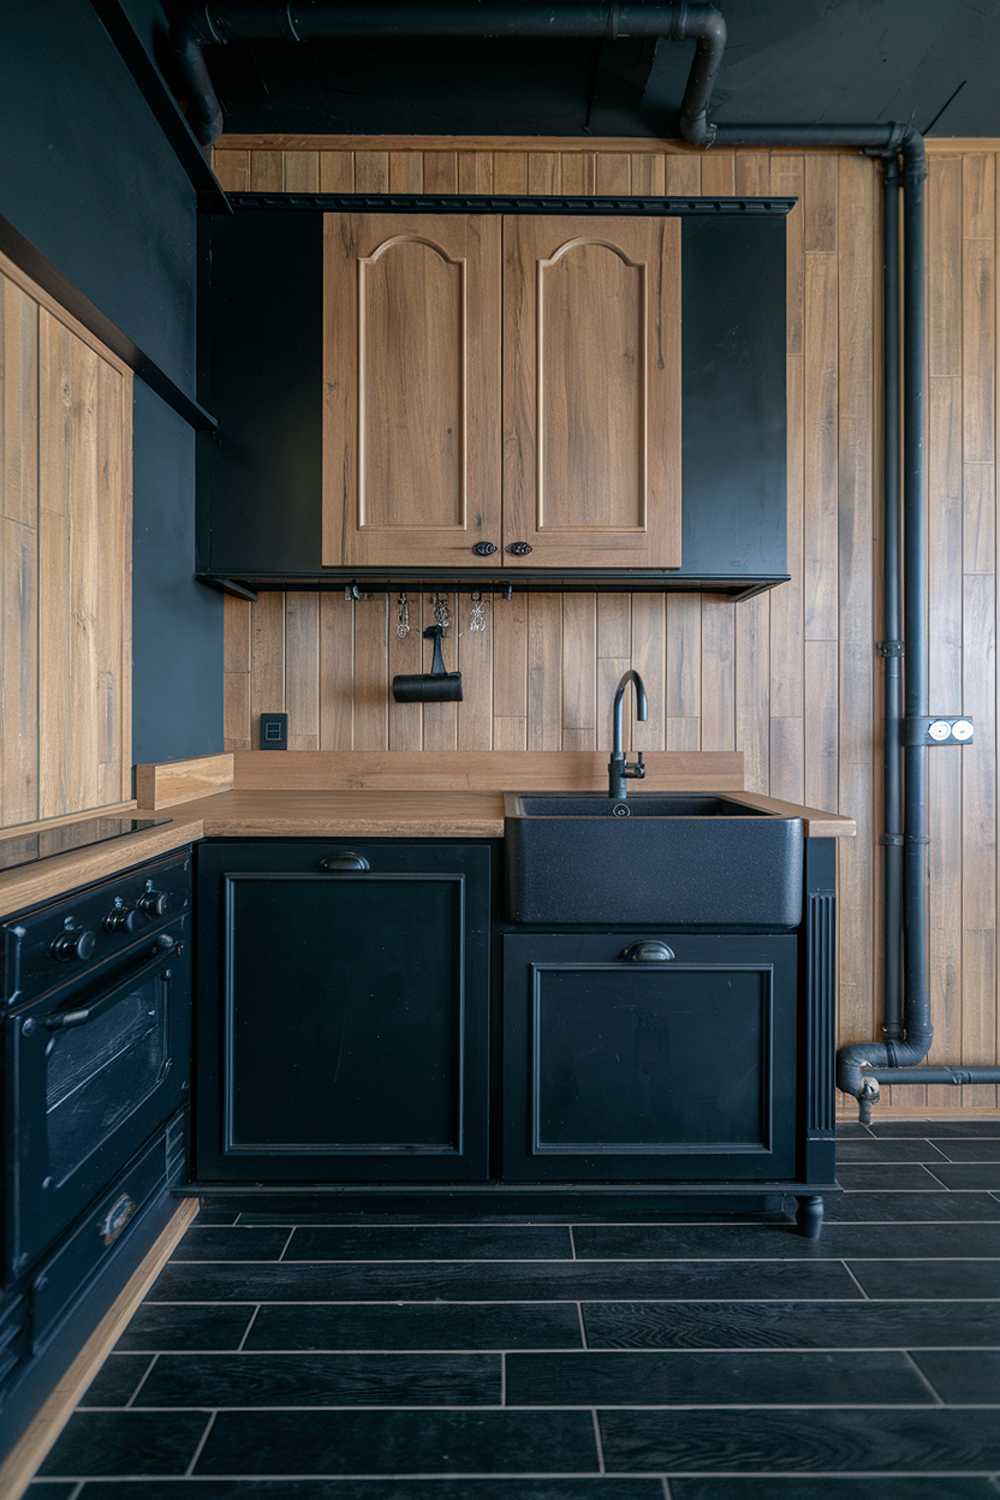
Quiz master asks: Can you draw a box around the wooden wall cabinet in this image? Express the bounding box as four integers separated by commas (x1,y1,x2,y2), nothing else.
322,213,681,570
0,256,132,832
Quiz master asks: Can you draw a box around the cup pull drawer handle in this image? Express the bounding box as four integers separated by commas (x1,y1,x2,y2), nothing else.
320,852,371,872
98,1194,137,1246
621,941,675,962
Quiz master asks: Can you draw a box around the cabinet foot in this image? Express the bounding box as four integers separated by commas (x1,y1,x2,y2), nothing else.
795,1194,824,1240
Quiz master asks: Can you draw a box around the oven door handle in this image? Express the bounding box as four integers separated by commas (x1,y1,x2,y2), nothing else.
45,934,180,1030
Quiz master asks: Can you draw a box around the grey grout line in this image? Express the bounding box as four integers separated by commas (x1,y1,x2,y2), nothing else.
500,1351,506,1405
662,1477,673,1499
569,1226,578,1260
236,1305,261,1351
183,1410,217,1477
125,1352,159,1408
591,1408,605,1472
62,1401,986,1412
143,1295,1000,1304
34,1472,1000,1483
903,1349,946,1406
278,1228,296,1262
839,1261,871,1299
110,1343,1000,1354
577,1300,588,1349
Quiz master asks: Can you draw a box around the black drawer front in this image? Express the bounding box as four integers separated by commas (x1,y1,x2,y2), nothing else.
502,932,797,1183
31,1111,186,1349
196,841,491,1183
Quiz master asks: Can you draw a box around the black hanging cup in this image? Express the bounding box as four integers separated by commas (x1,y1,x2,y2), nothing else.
392,624,464,703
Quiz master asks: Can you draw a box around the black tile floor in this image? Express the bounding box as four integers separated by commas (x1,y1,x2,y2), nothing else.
27,1122,1000,1497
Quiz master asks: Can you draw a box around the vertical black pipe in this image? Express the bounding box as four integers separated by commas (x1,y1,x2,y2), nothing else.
900,139,933,1061
881,157,903,1044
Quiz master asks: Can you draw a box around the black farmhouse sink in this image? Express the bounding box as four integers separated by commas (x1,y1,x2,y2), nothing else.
504,792,804,927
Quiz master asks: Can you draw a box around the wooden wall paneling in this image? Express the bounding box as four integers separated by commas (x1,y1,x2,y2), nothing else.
492,153,527,193
387,588,422,750
1,273,39,827
320,151,355,191
390,151,423,192
458,151,494,194
596,595,631,752
527,152,561,194
457,590,493,750
492,590,527,749
700,151,739,759
94,358,129,805
526,594,562,751
630,594,666,752
666,594,701,750
630,153,665,195
421,591,459,751
319,592,354,750
212,150,249,191
961,155,997,1108
354,152,390,192
595,153,631,194
769,155,805,803
250,149,283,191
282,149,319,191
424,152,458,194
352,592,389,749
223,595,251,751
560,154,596,194
926,375,964,1113
561,594,597,750
249,590,285,749
734,154,773,794
285,593,320,750
836,154,878,1063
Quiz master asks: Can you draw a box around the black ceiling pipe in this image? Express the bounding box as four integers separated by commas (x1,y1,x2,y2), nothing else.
169,2,727,146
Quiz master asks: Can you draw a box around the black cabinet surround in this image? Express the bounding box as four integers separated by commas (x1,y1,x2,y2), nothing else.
197,202,789,597
194,835,837,1232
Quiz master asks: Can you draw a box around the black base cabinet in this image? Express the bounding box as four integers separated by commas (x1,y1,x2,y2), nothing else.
502,932,797,1182
194,837,836,1234
195,840,492,1182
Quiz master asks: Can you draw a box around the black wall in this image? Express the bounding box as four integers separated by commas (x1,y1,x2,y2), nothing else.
0,0,223,765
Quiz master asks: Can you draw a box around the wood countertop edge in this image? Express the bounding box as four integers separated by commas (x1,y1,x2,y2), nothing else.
0,819,204,920
0,785,854,918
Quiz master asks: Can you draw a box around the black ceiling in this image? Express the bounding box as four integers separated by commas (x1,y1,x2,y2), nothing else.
136,1,1000,140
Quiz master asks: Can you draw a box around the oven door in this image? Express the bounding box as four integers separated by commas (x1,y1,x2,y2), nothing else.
8,919,190,1277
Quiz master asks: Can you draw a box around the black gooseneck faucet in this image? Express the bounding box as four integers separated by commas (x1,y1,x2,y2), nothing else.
608,670,648,800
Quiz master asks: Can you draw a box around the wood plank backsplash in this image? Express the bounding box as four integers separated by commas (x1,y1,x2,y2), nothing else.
215,139,999,1112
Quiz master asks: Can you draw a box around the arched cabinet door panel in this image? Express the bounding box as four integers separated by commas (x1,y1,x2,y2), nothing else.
323,213,502,567
502,215,682,569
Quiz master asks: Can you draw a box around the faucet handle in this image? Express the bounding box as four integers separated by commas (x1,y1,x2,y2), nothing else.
635,751,646,778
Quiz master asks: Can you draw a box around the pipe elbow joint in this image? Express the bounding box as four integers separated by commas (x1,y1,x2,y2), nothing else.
680,109,718,147
836,1041,890,1101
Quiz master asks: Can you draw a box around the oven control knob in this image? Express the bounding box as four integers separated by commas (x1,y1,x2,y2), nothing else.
104,901,141,933
137,889,170,920
50,928,97,962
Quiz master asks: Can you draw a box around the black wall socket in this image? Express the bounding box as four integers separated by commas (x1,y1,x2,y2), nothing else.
259,712,288,750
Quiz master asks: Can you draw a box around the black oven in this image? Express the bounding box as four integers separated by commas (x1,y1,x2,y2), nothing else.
2,851,192,1282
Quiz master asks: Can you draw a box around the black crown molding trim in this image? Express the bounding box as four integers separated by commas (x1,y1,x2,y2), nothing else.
227,192,797,217
0,216,218,433
89,0,231,216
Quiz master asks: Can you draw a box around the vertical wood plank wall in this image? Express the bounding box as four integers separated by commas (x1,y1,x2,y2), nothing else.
215,139,999,1111
0,258,133,830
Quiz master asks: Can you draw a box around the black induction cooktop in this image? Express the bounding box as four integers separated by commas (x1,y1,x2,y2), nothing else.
0,815,172,875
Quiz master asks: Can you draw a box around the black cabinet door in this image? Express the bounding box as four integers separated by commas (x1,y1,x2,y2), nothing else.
196,841,490,1182
502,931,797,1182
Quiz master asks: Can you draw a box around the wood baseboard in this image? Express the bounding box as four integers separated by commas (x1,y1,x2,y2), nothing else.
0,1197,199,1499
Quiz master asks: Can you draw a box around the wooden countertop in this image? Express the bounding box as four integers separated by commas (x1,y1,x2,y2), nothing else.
0,787,855,920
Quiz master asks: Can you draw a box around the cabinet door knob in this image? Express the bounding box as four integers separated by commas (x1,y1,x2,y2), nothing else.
507,541,533,556
621,940,675,962
320,852,371,872
472,541,497,556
